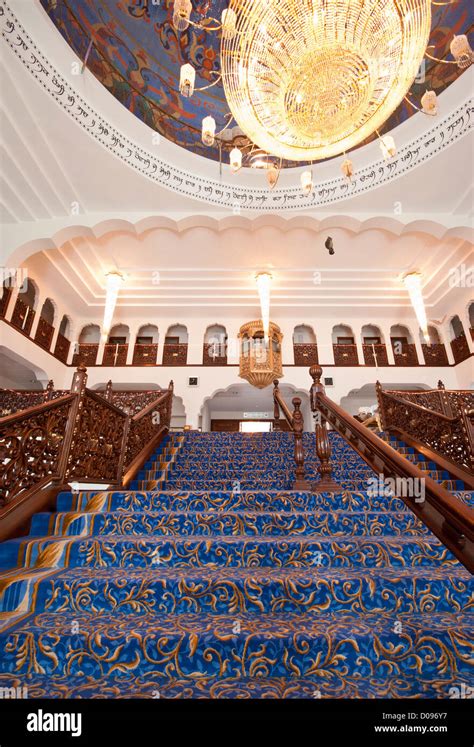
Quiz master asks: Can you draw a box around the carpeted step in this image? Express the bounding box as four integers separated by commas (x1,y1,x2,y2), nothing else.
30,510,430,539
2,566,471,617
1,611,471,680
0,534,457,571
57,490,409,513
0,671,471,699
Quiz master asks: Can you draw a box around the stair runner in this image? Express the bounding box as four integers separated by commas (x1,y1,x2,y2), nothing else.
0,431,472,699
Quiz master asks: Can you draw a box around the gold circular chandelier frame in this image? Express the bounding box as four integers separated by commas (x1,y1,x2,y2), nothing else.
221,0,432,161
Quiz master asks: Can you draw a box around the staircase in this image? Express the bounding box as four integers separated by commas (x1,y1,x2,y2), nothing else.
0,431,472,699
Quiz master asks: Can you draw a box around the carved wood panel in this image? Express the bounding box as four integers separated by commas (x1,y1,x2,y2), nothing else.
391,342,418,366
293,343,318,366
54,333,71,363
362,344,389,366
163,343,188,365
72,344,99,366
203,343,228,366
451,334,470,364
34,317,54,350
132,343,158,365
421,343,449,366
0,287,12,318
333,344,359,366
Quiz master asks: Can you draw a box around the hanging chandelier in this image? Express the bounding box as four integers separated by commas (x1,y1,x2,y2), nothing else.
172,1,472,189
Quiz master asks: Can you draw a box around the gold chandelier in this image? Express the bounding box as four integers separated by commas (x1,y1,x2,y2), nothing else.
172,1,472,185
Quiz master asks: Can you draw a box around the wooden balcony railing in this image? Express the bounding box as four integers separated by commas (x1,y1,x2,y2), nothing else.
0,381,66,417
132,343,158,365
163,343,188,365
421,343,449,366
72,343,99,366
54,332,71,363
0,286,12,318
391,342,418,366
34,317,55,351
11,297,35,335
451,333,471,364
100,382,167,416
309,365,474,573
333,343,359,366
362,343,389,366
293,343,318,366
0,367,174,540
203,343,227,366
102,343,129,366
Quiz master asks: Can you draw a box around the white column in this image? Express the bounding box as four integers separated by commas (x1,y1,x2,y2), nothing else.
186,321,206,365
354,324,365,366
278,321,295,366
225,321,241,365
411,325,425,365
317,322,334,365
439,325,455,365
29,294,45,339
126,323,140,365
380,324,395,365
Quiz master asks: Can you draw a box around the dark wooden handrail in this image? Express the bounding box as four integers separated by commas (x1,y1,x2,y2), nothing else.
0,392,77,425
309,365,474,573
273,379,294,429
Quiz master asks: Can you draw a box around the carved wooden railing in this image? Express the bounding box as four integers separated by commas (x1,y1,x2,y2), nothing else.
376,383,474,477
421,343,449,366
451,333,471,364
0,367,174,538
11,297,35,335
72,343,99,366
203,343,227,366
0,381,66,416
0,286,12,318
54,332,71,363
293,343,318,366
309,365,474,573
333,343,359,366
34,317,55,351
391,342,418,366
273,380,310,490
100,381,167,416
362,343,389,366
163,343,188,365
132,343,158,365
102,343,129,366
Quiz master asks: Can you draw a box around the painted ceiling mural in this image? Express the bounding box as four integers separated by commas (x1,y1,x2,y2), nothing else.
40,0,473,168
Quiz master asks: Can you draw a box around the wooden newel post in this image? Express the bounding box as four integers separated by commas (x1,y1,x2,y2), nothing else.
292,397,311,490
273,379,281,431
45,379,54,401
314,422,342,492
105,379,113,402
375,380,387,431
309,365,341,493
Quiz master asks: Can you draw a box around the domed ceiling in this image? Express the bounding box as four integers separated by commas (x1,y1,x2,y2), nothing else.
41,0,472,167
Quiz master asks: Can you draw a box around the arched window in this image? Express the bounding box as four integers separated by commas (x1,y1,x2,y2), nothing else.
163,325,188,365
11,278,38,335
449,315,470,364
203,324,227,365
332,324,358,366
35,298,56,350
133,325,159,365
390,324,418,366
361,325,388,366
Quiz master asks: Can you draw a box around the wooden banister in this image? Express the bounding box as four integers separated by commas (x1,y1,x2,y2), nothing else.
273,380,310,489
309,365,474,573
0,369,174,539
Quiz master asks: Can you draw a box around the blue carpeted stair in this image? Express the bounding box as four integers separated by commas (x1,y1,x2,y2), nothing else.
0,431,472,699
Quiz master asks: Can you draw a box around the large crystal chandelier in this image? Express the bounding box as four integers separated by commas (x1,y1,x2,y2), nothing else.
172,1,472,186
221,0,431,161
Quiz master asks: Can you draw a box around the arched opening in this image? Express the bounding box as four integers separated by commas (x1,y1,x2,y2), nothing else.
293,324,318,365
11,278,38,335
54,314,72,363
34,298,56,351
340,382,431,417
103,324,130,366
200,382,312,432
0,346,51,416
390,324,418,366
203,324,227,365
361,324,388,366
72,324,101,366
163,324,188,365
133,324,159,365
332,324,358,366
449,315,470,364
